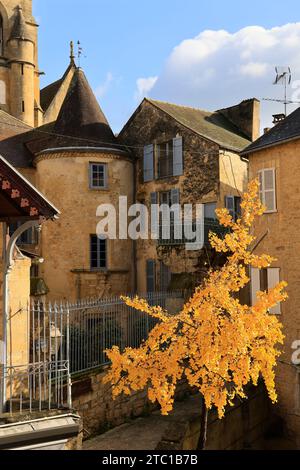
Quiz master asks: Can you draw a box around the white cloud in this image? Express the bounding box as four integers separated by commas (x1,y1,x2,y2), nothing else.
147,23,300,130
239,62,269,78
95,72,114,99
134,76,158,102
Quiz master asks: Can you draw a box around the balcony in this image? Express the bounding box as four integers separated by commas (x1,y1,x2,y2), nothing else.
158,218,229,247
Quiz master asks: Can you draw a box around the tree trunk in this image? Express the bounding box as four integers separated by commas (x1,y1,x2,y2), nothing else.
197,399,208,450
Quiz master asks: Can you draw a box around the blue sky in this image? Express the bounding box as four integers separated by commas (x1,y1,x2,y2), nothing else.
34,0,300,131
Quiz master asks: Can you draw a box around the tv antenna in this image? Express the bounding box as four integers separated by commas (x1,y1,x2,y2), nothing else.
262,66,298,117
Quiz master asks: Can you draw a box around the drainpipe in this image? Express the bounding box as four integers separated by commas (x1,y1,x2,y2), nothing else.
1,220,41,413
1,223,8,414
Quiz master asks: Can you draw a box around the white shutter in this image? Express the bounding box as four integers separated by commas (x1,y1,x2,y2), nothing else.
267,268,281,314
251,268,260,306
173,137,183,176
259,169,276,212
143,144,154,182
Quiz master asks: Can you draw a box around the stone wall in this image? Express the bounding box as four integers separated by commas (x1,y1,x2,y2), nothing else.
157,384,273,450
35,150,134,301
120,99,247,293
249,139,300,447
72,366,191,437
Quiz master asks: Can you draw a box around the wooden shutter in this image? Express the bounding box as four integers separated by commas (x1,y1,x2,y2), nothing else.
251,267,260,306
146,260,156,293
143,144,154,182
235,196,241,219
225,196,235,218
150,192,158,205
259,169,276,212
173,137,183,176
267,268,281,314
171,188,180,205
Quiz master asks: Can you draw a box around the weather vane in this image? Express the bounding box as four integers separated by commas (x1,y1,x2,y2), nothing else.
77,41,87,67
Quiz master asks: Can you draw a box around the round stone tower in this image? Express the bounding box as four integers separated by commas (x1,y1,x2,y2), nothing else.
35,67,135,301
7,5,35,125
0,1,40,126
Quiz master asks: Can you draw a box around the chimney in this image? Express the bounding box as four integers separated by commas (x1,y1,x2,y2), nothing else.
217,98,260,142
272,113,286,124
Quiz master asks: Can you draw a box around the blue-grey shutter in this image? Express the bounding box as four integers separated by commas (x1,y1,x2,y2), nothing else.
225,196,235,218
143,144,154,182
171,188,180,205
173,137,183,176
150,192,158,205
146,260,156,293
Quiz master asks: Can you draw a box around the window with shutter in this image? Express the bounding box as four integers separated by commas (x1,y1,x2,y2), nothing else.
173,137,183,176
251,267,281,314
171,188,180,205
146,260,156,293
143,145,154,182
204,203,217,220
258,169,277,213
160,262,171,292
225,196,242,221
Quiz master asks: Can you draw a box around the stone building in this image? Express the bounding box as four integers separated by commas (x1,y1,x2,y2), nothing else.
120,98,259,293
0,0,257,302
242,110,300,446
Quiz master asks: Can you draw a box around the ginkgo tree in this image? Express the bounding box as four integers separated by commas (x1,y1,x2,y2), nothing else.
104,180,287,450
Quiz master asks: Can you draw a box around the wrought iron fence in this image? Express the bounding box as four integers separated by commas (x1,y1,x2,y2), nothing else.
31,291,183,376
2,291,183,413
1,360,71,414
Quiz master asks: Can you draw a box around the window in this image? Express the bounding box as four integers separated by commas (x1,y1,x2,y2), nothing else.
9,222,39,245
160,262,171,292
204,203,217,220
146,260,156,293
143,137,183,182
225,196,241,221
258,169,277,213
251,267,281,314
157,137,183,178
158,140,174,178
89,163,107,189
90,235,107,270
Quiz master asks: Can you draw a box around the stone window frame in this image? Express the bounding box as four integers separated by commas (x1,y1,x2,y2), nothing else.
89,162,108,190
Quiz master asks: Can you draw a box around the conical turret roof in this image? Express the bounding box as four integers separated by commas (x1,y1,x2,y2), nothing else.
10,6,31,41
52,68,118,149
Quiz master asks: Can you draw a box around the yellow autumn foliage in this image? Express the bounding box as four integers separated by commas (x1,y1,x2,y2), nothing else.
104,180,287,419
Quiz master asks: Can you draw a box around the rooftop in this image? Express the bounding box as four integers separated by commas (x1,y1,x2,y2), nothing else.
242,106,300,155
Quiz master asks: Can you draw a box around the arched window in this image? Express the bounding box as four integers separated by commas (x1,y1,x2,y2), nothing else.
0,15,3,56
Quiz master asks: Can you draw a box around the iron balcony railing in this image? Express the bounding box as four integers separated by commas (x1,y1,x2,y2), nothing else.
158,218,229,247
